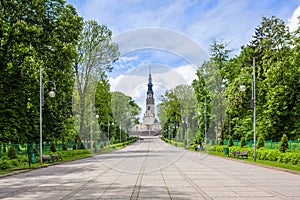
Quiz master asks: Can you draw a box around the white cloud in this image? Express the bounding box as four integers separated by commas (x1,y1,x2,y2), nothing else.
70,0,300,55
108,63,193,121
113,55,140,70
112,28,209,68
287,5,300,32
108,74,124,92
174,65,197,85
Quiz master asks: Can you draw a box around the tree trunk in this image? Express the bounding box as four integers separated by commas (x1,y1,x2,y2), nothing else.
79,97,85,141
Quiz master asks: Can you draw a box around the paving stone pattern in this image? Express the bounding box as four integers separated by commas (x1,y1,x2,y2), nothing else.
0,136,299,199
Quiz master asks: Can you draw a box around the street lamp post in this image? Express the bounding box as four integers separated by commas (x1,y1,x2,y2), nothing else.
204,97,207,147
95,114,99,151
108,120,110,145
90,103,93,153
186,116,189,149
239,58,256,162
119,122,122,143
40,66,56,165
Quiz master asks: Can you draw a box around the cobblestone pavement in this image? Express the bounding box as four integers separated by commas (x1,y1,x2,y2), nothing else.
0,136,299,199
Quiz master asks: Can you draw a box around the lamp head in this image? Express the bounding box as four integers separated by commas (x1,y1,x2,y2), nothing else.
239,85,246,92
49,90,56,97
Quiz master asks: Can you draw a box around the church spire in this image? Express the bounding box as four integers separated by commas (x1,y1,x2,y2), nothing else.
147,66,153,94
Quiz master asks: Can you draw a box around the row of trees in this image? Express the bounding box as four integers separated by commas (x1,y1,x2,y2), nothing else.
0,0,141,146
158,16,300,144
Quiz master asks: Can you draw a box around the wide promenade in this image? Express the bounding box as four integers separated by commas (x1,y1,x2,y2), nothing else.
0,136,299,199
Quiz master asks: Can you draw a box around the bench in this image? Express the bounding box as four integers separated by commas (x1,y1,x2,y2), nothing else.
239,151,248,158
233,150,240,157
52,154,62,161
232,150,248,158
42,155,52,162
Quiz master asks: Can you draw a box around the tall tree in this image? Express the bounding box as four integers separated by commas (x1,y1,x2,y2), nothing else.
0,0,82,143
192,69,211,144
251,16,296,140
226,16,300,141
158,85,197,143
194,42,230,143
158,89,181,139
111,91,141,141
73,20,120,141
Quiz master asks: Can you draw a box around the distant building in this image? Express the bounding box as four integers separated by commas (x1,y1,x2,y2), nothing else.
131,69,161,136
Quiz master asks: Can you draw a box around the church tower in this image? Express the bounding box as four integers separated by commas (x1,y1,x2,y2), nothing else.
143,68,155,125
132,67,161,135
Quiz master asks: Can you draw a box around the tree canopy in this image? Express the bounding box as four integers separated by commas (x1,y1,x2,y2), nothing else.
159,15,300,146
0,0,82,144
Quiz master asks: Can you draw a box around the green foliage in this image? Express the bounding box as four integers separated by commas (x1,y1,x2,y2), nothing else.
9,159,19,167
62,143,67,151
50,143,56,152
111,91,141,141
257,135,265,149
228,136,234,147
256,148,300,165
73,20,120,139
280,134,289,153
1,3,300,150
223,16,300,142
8,146,17,159
158,85,198,142
57,149,90,158
0,0,83,144
240,137,246,147
0,160,9,170
211,145,300,165
80,142,85,150
218,139,224,145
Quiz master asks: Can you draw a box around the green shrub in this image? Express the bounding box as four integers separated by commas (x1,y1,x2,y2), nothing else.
257,135,264,149
218,139,224,145
282,153,292,163
228,136,234,147
240,137,246,147
0,160,10,170
280,134,289,153
80,143,85,149
73,144,77,150
8,145,18,159
17,155,28,163
266,150,279,161
211,143,299,166
290,152,300,165
99,142,104,149
33,148,39,155
257,148,268,160
9,159,19,167
212,145,226,152
62,143,67,151
50,142,56,152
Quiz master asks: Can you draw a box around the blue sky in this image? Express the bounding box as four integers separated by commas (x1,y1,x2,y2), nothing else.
67,0,299,50
66,0,300,120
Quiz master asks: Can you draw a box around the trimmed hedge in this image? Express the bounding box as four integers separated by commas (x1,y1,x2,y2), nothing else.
211,145,300,165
